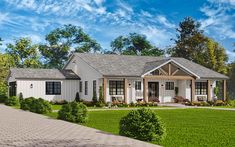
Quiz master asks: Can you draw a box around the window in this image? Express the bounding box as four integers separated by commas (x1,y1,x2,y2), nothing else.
9,82,17,97
93,80,96,95
46,82,61,95
109,81,124,95
195,82,207,95
79,81,82,92
85,81,88,95
135,81,141,90
165,82,174,90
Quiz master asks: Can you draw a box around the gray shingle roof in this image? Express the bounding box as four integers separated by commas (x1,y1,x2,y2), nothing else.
9,68,80,80
73,53,228,79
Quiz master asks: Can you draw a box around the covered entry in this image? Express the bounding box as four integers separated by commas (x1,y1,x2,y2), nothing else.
148,82,159,102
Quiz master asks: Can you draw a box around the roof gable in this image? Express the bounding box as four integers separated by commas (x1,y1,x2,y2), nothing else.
141,59,200,78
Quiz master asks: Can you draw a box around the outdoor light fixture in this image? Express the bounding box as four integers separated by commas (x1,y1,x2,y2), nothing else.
30,84,33,89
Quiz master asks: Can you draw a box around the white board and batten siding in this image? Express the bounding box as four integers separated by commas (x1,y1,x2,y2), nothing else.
64,55,103,101
17,79,79,102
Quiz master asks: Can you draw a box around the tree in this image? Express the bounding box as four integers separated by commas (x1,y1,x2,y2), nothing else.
39,24,101,68
0,53,15,96
168,17,207,61
169,17,228,74
228,44,235,100
0,37,2,46
6,38,41,68
110,33,164,56
204,38,228,74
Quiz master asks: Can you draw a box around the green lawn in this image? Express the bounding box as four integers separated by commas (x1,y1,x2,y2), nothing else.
85,109,235,147
51,104,62,110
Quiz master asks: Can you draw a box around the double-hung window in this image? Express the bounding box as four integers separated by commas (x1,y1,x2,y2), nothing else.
46,82,61,95
79,81,82,92
93,80,96,95
195,82,207,95
109,81,124,95
135,81,141,90
85,81,88,95
165,82,174,90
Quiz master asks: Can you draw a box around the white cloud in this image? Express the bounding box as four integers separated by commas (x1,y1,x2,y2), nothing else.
226,49,235,62
156,15,176,29
0,12,9,25
140,26,174,48
200,0,235,39
140,10,153,17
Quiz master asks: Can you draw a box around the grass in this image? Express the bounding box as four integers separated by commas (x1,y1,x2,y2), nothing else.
85,109,235,147
44,112,58,119
7,102,235,146
51,104,62,110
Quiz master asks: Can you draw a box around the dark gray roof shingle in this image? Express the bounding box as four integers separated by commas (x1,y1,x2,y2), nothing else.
73,53,228,79
10,68,80,80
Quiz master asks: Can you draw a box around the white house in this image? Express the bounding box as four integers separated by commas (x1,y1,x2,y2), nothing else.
7,53,229,103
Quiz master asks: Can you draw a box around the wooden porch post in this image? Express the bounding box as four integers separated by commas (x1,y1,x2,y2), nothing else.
207,80,212,101
191,79,195,102
168,63,171,75
223,80,227,101
103,78,107,102
124,78,128,104
143,78,148,103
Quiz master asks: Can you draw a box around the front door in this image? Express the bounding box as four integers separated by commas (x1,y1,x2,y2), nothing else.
148,82,159,102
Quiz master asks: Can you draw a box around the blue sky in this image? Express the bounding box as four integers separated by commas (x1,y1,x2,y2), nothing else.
0,0,235,61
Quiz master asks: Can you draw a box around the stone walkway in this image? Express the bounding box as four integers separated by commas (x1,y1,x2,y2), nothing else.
0,104,159,147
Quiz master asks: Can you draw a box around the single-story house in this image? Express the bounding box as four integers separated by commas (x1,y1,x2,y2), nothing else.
7,53,229,103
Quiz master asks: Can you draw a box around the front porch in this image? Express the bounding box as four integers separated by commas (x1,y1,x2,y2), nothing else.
101,61,227,104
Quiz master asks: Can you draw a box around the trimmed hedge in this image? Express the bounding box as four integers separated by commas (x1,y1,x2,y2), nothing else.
58,102,88,123
0,95,8,103
119,108,166,142
5,96,19,106
20,97,52,114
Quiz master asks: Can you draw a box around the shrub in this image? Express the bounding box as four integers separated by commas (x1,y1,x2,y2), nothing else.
19,92,23,102
58,102,88,123
200,101,210,106
228,100,235,107
20,97,52,114
30,98,52,114
119,108,166,142
20,97,34,110
5,96,19,106
215,100,225,106
75,92,81,102
99,86,105,104
0,95,8,103
92,91,98,104
82,101,94,107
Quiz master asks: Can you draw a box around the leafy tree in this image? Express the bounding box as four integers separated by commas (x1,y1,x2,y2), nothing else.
228,44,235,100
39,24,101,68
168,17,207,61
0,53,15,97
0,37,2,46
200,38,228,74
99,86,105,104
6,38,41,68
110,33,164,56
169,17,228,74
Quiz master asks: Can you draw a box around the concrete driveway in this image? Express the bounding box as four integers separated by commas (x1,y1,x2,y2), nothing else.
0,104,159,147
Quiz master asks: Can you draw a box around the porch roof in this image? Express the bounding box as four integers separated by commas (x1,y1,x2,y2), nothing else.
68,53,228,79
